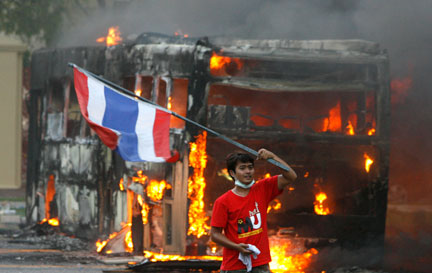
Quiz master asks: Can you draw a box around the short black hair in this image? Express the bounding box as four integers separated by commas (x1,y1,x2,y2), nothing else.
226,151,254,181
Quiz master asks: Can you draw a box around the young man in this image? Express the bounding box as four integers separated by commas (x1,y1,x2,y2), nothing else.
210,149,297,273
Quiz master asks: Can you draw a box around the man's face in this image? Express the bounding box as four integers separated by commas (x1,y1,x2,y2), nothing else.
231,161,255,184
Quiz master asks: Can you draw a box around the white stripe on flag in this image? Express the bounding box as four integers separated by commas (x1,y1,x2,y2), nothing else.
87,77,106,124
136,102,164,162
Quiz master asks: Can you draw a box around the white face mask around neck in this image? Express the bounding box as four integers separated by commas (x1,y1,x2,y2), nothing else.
234,179,256,189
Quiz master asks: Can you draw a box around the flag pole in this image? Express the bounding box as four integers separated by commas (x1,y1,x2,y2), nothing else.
68,63,290,171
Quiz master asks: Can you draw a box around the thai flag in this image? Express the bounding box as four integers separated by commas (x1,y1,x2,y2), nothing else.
73,66,174,162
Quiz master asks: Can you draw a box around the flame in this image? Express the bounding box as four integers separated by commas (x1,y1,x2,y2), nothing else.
99,172,172,253
96,26,122,47
217,168,231,181
132,170,171,202
119,178,125,191
267,199,282,213
368,128,376,136
132,170,148,184
167,96,172,110
269,242,318,273
174,30,189,38
134,73,142,97
135,89,142,97
39,175,59,227
147,179,172,202
364,153,374,173
323,101,341,132
48,218,59,226
96,229,119,253
96,239,108,253
304,172,309,178
95,223,132,253
143,250,222,262
346,121,355,135
45,174,56,220
125,230,133,253
210,52,243,76
137,194,150,225
40,217,60,227
187,131,210,238
314,192,330,215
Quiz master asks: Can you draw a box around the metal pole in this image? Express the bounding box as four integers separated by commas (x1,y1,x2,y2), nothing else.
68,63,290,171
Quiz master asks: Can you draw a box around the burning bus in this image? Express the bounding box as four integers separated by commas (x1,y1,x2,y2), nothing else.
26,32,390,271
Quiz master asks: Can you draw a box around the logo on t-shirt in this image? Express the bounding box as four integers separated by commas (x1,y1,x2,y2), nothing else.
237,202,263,238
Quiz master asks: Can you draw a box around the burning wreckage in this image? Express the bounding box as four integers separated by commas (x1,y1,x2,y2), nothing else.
26,32,390,272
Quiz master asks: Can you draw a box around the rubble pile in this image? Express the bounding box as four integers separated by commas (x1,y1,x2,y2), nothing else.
9,224,93,251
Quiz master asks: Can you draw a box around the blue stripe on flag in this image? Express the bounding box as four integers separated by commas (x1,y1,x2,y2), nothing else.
102,86,138,132
102,86,141,161
116,133,142,161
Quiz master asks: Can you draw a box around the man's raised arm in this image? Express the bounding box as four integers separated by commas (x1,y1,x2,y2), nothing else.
256,148,297,189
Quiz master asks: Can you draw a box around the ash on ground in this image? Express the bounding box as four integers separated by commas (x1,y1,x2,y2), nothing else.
6,223,94,251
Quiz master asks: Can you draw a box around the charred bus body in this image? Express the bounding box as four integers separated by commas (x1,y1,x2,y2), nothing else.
27,34,390,266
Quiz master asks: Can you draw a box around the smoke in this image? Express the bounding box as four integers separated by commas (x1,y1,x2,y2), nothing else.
54,1,432,270
57,1,432,190
57,0,432,202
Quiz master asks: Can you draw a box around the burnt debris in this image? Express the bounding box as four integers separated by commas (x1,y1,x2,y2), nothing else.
27,33,390,269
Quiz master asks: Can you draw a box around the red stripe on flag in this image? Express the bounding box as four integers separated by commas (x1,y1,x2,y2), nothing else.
73,68,90,117
73,68,119,150
153,109,171,159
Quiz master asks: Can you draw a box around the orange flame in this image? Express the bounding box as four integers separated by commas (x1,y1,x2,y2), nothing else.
45,174,56,220
96,239,108,253
132,170,171,202
346,121,355,135
314,192,330,215
97,172,171,253
167,96,172,110
364,153,374,173
125,230,133,253
187,131,210,238
137,195,150,225
323,101,341,132
217,168,232,181
119,178,125,191
96,229,119,253
39,175,59,227
367,128,376,136
267,199,282,213
174,30,190,38
95,223,132,253
269,242,318,272
146,179,172,202
96,26,122,47
135,89,142,97
47,218,59,226
210,52,243,76
132,170,147,184
40,217,60,227
143,250,222,262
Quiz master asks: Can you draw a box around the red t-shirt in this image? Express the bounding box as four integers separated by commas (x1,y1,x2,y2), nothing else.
211,175,282,271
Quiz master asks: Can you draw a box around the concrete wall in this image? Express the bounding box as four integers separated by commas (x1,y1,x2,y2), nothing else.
0,34,26,189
